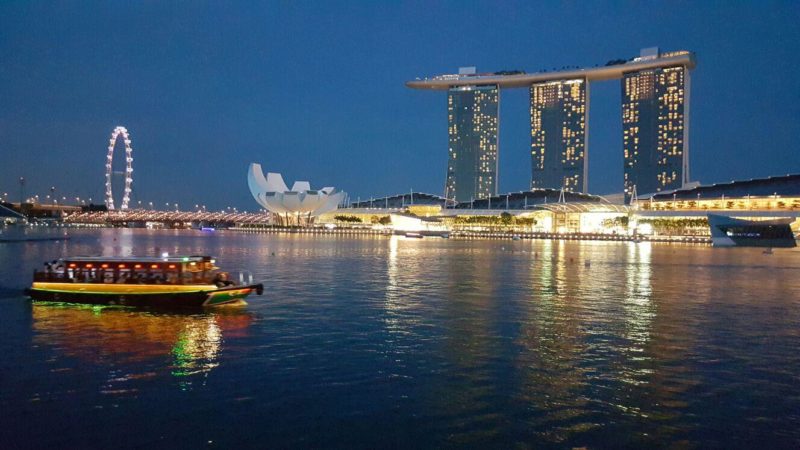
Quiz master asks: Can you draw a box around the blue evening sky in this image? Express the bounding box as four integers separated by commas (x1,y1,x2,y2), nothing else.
1,1,798,209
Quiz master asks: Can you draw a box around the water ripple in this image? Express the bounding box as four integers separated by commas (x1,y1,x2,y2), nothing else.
0,230,798,448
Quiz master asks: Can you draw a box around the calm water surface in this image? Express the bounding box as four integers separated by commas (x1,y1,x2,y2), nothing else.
1,229,798,449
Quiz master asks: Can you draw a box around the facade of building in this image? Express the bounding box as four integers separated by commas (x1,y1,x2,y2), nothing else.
445,84,499,203
247,163,344,225
320,175,799,238
530,79,588,192
622,63,690,201
642,174,800,212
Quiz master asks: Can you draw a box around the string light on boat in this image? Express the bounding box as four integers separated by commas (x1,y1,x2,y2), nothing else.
104,126,135,210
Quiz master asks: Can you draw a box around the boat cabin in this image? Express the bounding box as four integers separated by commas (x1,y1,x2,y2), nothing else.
34,256,229,285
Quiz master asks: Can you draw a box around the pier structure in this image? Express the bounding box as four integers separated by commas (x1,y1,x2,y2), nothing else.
62,209,270,227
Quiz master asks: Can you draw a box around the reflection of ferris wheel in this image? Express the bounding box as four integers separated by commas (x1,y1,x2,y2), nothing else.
104,126,134,210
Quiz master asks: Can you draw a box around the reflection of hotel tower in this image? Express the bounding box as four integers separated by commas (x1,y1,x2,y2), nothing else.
406,48,695,202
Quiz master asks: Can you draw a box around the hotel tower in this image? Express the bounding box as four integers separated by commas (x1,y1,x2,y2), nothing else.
530,79,588,192
445,83,499,203
622,63,690,201
407,48,695,202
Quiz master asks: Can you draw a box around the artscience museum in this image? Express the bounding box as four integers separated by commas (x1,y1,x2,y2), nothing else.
247,163,345,225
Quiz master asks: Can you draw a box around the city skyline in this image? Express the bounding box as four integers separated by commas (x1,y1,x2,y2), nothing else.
1,2,798,209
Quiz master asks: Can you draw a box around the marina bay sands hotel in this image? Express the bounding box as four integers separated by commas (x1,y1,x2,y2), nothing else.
406,48,696,203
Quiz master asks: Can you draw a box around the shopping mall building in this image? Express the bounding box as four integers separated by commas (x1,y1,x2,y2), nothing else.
322,174,800,237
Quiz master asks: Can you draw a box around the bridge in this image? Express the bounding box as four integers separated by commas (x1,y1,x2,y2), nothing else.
63,209,271,227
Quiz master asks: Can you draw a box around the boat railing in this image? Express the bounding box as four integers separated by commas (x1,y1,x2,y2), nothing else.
235,269,254,285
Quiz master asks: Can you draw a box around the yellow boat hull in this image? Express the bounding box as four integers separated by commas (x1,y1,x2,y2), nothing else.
26,282,264,308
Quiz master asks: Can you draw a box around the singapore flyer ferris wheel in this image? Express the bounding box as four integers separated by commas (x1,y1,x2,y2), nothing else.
104,126,134,210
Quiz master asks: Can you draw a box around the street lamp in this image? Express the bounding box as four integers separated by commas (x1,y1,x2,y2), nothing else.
18,177,25,204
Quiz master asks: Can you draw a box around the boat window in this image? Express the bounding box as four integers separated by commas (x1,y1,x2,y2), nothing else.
117,269,131,284
204,270,219,283
181,271,195,284
133,268,148,283
149,270,165,284
166,272,179,284
79,268,98,283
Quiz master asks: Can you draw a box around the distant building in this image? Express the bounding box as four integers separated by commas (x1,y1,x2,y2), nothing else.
456,188,605,210
622,53,691,201
349,192,447,209
646,174,800,204
445,83,499,203
530,79,588,192
247,163,344,225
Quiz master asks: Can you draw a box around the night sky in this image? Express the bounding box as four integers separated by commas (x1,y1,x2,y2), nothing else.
1,1,799,210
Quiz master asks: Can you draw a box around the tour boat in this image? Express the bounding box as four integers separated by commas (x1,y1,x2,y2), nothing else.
25,256,264,308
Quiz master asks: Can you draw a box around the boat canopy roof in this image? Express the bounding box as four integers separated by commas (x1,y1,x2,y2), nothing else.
56,255,214,264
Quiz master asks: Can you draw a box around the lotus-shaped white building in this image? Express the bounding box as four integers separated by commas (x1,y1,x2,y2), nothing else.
248,163,344,224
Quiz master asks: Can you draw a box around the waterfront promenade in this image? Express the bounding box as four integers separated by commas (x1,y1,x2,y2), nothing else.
230,225,711,244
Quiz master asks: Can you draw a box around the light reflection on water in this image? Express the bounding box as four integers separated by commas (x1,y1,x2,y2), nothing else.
0,228,799,448
30,303,253,388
